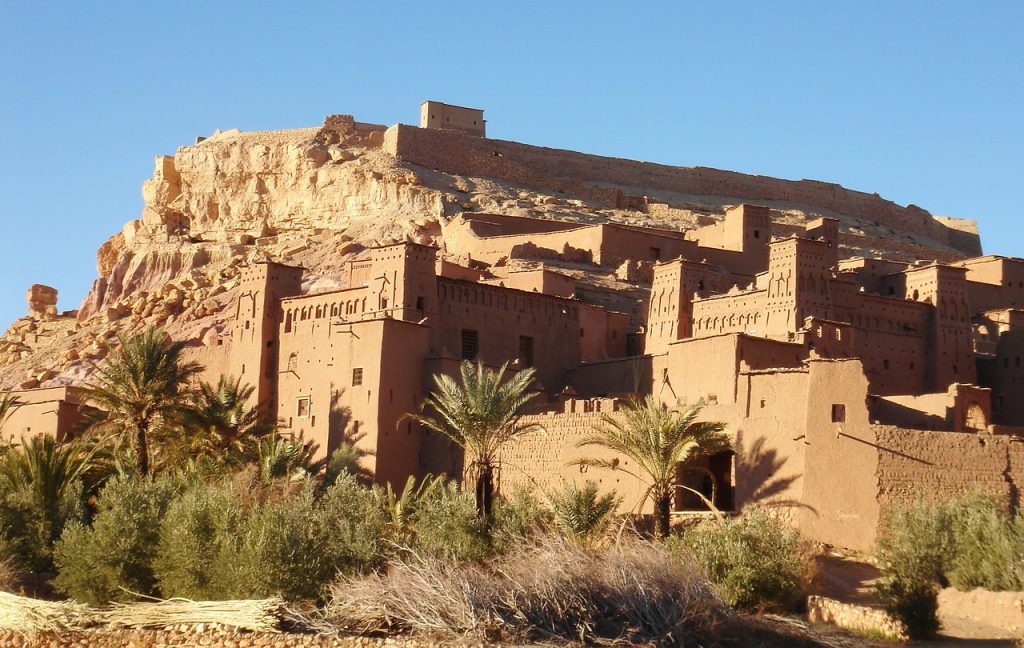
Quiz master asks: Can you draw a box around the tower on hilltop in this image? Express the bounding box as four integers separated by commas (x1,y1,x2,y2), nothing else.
420,101,486,137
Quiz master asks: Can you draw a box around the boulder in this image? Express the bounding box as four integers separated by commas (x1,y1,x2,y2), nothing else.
25,284,58,319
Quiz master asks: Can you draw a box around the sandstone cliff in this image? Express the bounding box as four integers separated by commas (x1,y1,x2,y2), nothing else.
0,113,982,390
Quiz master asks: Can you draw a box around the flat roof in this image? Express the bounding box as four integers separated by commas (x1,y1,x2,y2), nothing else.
420,100,485,113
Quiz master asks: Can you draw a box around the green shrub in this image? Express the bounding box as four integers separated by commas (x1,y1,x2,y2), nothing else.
53,475,177,605
411,481,490,562
0,485,83,574
674,507,810,612
320,473,388,574
876,574,940,639
153,482,241,600
491,485,551,551
945,491,1024,591
875,499,954,590
874,491,1024,638
230,475,383,601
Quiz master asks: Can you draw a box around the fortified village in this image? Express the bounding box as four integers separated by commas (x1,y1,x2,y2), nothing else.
2,101,1023,552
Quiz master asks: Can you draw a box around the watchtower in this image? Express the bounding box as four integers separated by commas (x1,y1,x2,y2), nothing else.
229,262,304,412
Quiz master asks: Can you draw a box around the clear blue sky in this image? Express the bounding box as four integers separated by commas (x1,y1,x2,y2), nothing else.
1,1,1022,329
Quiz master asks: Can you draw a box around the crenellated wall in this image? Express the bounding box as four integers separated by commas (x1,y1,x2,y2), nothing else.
385,124,981,256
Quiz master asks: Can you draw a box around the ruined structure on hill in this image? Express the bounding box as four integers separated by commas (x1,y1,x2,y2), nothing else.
2,103,1021,551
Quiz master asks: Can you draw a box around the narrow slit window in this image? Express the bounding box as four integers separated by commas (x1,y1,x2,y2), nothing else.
461,329,479,361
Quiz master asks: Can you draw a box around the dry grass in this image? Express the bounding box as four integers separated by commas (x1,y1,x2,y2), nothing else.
0,559,17,593
102,597,286,632
0,590,293,637
0,590,94,636
325,534,733,646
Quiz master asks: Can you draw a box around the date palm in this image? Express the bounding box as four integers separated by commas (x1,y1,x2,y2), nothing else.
82,328,201,476
178,376,274,465
0,392,21,437
574,396,729,539
0,435,100,571
543,480,621,548
406,361,540,521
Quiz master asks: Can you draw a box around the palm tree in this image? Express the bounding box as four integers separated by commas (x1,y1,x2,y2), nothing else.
178,376,274,465
81,328,201,476
405,361,540,521
255,432,321,483
0,435,100,571
543,480,621,548
574,396,729,539
0,392,21,434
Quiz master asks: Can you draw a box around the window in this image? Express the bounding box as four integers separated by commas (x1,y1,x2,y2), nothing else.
296,397,311,418
650,247,661,261
518,336,534,368
416,296,425,310
831,404,846,423
754,229,760,239
352,368,363,386
461,329,479,361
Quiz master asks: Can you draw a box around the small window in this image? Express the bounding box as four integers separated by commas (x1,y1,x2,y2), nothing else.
650,247,661,260
461,329,479,361
518,336,534,368
296,397,311,418
753,229,760,239
352,368,363,386
883,359,890,370
831,404,846,423
580,328,585,338
416,296,425,310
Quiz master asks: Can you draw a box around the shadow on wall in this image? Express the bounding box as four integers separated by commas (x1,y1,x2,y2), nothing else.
327,388,376,484
734,431,816,514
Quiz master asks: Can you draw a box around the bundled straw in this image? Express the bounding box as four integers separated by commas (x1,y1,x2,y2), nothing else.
101,597,286,633
0,591,97,636
0,591,290,636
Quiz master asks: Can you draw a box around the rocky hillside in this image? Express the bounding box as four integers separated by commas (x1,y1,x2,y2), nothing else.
0,113,981,390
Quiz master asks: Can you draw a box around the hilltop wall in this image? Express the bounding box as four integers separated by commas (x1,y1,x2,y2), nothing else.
384,124,981,256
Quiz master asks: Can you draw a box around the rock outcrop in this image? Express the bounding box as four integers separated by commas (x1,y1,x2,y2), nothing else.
24,285,57,319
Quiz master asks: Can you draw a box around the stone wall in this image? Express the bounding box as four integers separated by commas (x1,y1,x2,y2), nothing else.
874,425,1024,513
384,124,980,256
806,596,906,640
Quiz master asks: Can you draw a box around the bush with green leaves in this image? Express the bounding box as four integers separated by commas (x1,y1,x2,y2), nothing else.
53,475,178,605
410,480,490,562
944,490,1024,591
491,485,551,550
672,507,810,612
874,491,1024,639
229,474,385,601
152,481,242,600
